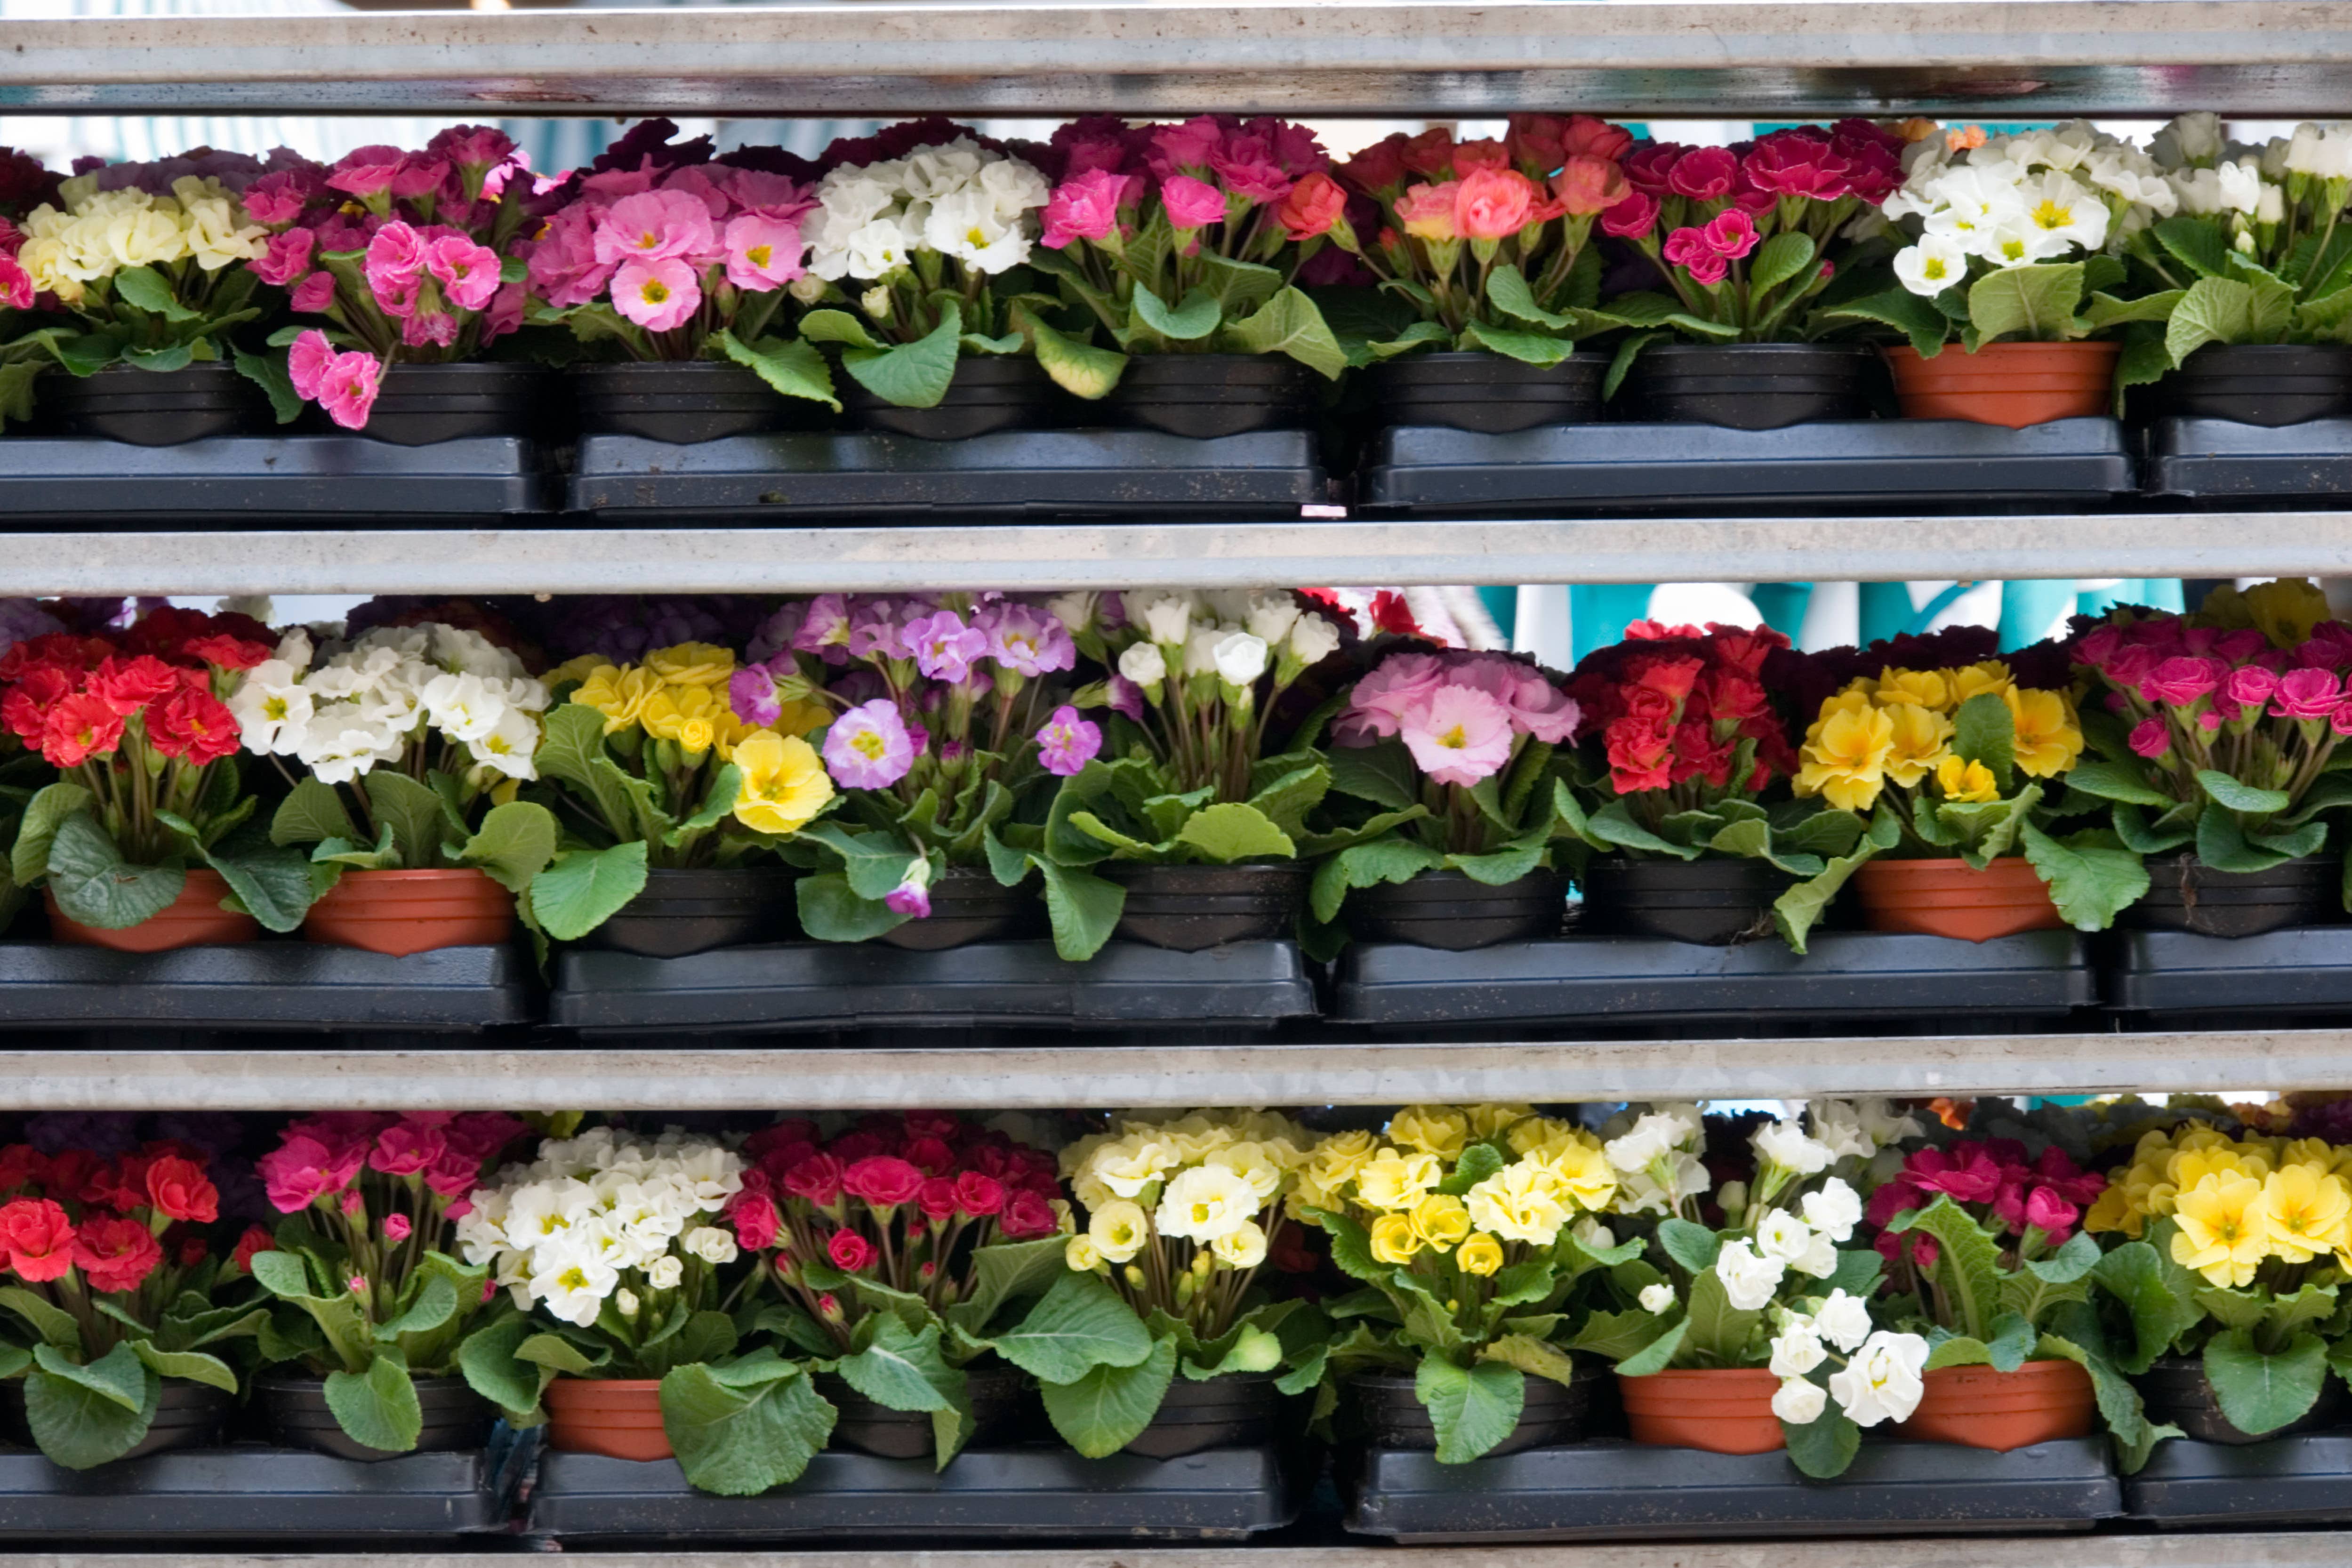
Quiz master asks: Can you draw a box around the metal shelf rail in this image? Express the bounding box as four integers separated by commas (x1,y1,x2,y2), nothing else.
7,511,2350,596
5,0,2352,118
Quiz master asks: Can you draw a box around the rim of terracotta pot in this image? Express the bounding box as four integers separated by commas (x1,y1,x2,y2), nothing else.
1884,341,2124,367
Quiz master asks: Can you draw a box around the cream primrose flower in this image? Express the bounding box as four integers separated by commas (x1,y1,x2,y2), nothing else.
1288,613,1342,667
1572,1215,1616,1251
1135,593,1196,646
644,1254,685,1291
1355,1148,1444,1212
1211,1220,1269,1268
1463,1158,1573,1246
1087,1198,1151,1263
1827,1331,1931,1426
1092,1136,1178,1199
1156,1164,1257,1244
1754,1209,1816,1265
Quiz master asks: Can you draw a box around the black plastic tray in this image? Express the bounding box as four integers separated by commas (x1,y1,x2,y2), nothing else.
0,1445,505,1538
1358,418,2135,516
1346,1436,2119,1542
0,436,551,520
2144,416,2352,502
0,941,533,1031
2125,1433,2352,1527
525,1445,1300,1543
552,939,1315,1034
567,429,1331,519
2104,926,2352,1021
1331,929,2094,1029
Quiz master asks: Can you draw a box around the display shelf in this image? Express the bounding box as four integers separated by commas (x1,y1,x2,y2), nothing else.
4,511,2349,596
2,1027,2336,1110
2,0,2349,118
9,1531,2352,1566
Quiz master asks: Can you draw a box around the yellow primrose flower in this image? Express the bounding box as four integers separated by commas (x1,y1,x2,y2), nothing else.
2083,1184,2135,1236
2005,687,2084,779
2172,1171,2272,1287
1509,1116,1588,1161
2238,577,2330,650
2262,1165,2351,1263
1882,701,1954,788
1795,693,1894,812
1936,755,2000,803
1949,661,2015,705
1086,1198,1150,1264
1464,1158,1573,1246
1455,1232,1504,1276
1369,1212,1422,1265
1390,1105,1469,1160
574,664,656,734
773,695,833,740
1355,1149,1445,1212
730,731,833,836
645,642,735,687
1064,1234,1103,1271
1838,674,1880,700
1541,1140,1620,1213
1875,667,1951,712
546,653,616,690
1468,1104,1536,1141
1410,1193,1473,1250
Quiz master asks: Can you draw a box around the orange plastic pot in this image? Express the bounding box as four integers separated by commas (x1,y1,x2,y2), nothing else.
1885,341,2120,428
1852,856,2063,943
545,1378,671,1461
303,868,514,957
1618,1367,1784,1454
46,868,257,952
1899,1360,2095,1450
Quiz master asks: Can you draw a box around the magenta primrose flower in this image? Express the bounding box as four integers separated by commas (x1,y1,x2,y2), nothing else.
824,699,917,789
1161,174,1228,231
1035,705,1104,777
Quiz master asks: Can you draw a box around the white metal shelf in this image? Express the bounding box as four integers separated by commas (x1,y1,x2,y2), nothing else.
9,512,2350,595
1,0,2349,118
8,1534,2352,1566
6,1029,2335,1110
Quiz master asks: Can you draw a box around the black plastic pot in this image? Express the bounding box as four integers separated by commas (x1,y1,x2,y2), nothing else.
51,362,268,446
1348,1365,1597,1458
1124,1373,1278,1460
1370,351,1606,434
1105,862,1308,951
2120,852,2337,938
357,362,552,446
2153,344,2352,427
586,867,798,958
814,1364,1030,1459
571,360,825,443
1580,856,1792,946
875,866,1044,951
1624,342,1880,430
257,1373,493,1460
1,1377,229,1461
1107,354,1316,439
842,356,1047,441
1349,868,1565,949
2137,1355,2348,1445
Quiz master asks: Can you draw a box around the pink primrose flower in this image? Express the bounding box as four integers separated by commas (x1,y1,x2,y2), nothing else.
1599,191,1661,239
383,1213,412,1243
1453,168,1538,240
257,1135,342,1213
1666,145,1738,200
249,227,314,286
241,170,315,228
326,145,406,202
979,602,1076,678
2139,655,2227,709
316,349,383,430
389,157,451,203
1207,132,1294,205
822,699,917,789
730,666,782,727
287,330,337,400
289,271,337,314
1042,168,1131,249
2273,667,2343,719
1399,685,1516,787
400,307,458,350
904,610,988,683
1147,115,1227,181
1683,249,1730,286
722,213,806,290
883,860,932,919
525,205,618,310
611,256,701,333
0,255,28,312
1700,207,1759,259
2127,717,2172,759
362,222,428,316
1340,652,1447,741
423,234,500,311
1035,705,1103,777
370,1121,446,1178
1161,174,1229,231
593,189,717,268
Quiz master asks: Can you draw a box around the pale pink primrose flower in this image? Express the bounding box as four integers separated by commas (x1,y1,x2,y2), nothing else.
1338,652,1447,741
722,213,806,290
611,257,700,333
593,189,717,267
1035,705,1103,777
884,858,932,919
904,610,988,683
1399,685,1516,786
823,699,917,789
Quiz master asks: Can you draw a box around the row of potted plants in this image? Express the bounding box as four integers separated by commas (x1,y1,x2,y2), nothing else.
4,113,2351,447
3,1092,2345,1491
0,579,2344,962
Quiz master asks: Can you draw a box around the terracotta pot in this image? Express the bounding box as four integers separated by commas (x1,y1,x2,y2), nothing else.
1852,856,2063,943
1618,1367,1783,1454
1885,341,2120,428
46,868,258,952
304,868,514,957
546,1377,671,1461
1899,1360,2095,1451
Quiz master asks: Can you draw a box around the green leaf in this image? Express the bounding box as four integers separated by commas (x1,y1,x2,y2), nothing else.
2197,768,2292,815
359,771,460,869
795,870,910,943
271,778,359,847
1172,801,1293,863
1416,1356,1524,1463
835,1317,970,1464
2167,274,2260,362
1309,837,1443,924
1823,287,1951,356
1436,1142,1506,1198
1657,1219,1721,1275
1455,319,1574,366
1327,739,1421,812
1889,1195,2005,1343
2153,215,2232,281
2205,1327,2329,1437
1484,263,1575,330
0,1287,83,1352
1773,806,1899,953
1027,317,1126,399
2020,822,2147,933
1584,800,1700,860
376,1275,459,1345
515,1332,602,1376
1039,1334,1178,1458
1566,1309,1673,1365
1782,1405,1861,1479
456,1313,547,1423
840,301,964,409
529,841,651,941
1032,859,1122,962
2091,1236,2205,1376
1132,285,1221,341
798,309,885,351
45,814,185,931
986,1271,1155,1383
12,781,92,887
1682,1268,1762,1367
1952,692,2017,789
24,1345,158,1469
233,347,302,424
1747,231,1816,298
714,329,839,410
325,1353,422,1454
1220,286,1347,379
196,818,314,934
1475,1334,1581,1390
2197,804,2296,873
456,800,557,896
111,265,199,322
1613,1318,1689,1377
1968,264,2086,343
126,1342,237,1393
948,1237,1078,1339
2062,758,2174,808
660,1351,836,1496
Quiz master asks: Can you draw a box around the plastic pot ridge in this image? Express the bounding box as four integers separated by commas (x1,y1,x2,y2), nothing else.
46,868,259,952
1852,856,2065,943
303,867,515,957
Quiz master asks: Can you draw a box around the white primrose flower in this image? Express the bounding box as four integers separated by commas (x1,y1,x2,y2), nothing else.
1288,613,1341,666
1135,593,1195,646
1244,594,1301,646
530,1249,620,1328
1828,1331,1931,1427
1773,1376,1828,1424
1182,626,1226,678
1768,1321,1827,1378
1155,1164,1256,1244
1892,234,1967,297
1572,1216,1615,1251
1212,631,1270,687
1713,1238,1786,1311
1754,1209,1815,1264
645,1255,684,1290
1813,1289,1874,1354
1791,1230,1839,1279
1752,1120,1833,1177
1638,1282,1676,1315
1800,1178,1863,1243
2152,111,2224,168
683,1225,738,1265
470,707,542,780
1117,642,1168,686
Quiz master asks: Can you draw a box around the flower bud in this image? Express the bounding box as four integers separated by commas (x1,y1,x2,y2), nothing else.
1718,1179,1750,1220
789,275,827,304
1123,1264,1148,1292
1176,1270,1197,1307
818,1292,845,1324
617,1287,641,1319
860,285,892,322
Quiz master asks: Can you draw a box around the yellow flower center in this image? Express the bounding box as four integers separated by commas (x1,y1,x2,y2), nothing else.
966,226,987,247
851,730,886,760
1922,255,1949,280
1436,724,1469,750
639,229,660,249
2030,199,2073,231
747,244,771,267
641,279,670,304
